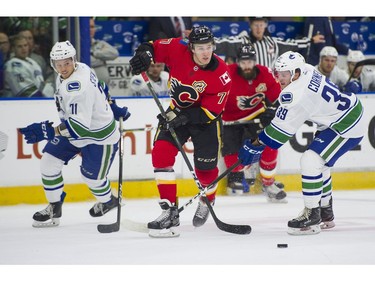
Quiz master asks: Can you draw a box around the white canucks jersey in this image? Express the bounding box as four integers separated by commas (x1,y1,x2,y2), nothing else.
349,66,375,92
315,64,349,91
260,64,366,149
55,62,119,147
129,71,169,97
3,57,44,97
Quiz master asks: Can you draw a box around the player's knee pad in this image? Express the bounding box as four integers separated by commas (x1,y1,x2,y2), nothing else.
152,140,178,168
300,149,326,176
40,152,65,176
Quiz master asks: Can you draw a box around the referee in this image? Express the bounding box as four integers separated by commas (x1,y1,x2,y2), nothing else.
216,17,325,68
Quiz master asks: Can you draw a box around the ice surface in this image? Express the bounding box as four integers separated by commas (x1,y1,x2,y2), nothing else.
1,190,374,279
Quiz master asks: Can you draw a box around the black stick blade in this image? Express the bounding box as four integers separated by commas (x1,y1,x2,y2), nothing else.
202,197,252,235
216,222,252,235
97,223,120,233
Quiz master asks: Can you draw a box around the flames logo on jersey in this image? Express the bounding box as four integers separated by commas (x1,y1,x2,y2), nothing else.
237,93,264,110
170,78,200,108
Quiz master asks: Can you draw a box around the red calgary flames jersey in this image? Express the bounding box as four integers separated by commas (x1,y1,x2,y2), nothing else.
222,63,281,122
153,38,232,119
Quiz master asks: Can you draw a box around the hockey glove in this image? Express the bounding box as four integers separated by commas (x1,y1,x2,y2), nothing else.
19,121,55,144
110,100,131,121
259,107,276,128
238,139,265,166
344,80,362,94
157,109,189,131
129,43,154,75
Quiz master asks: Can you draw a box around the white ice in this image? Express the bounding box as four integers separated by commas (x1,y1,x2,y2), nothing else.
1,190,375,279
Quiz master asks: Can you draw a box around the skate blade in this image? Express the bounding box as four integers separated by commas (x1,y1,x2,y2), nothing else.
32,218,60,228
226,187,244,196
287,225,321,235
320,221,335,229
148,228,180,238
266,197,288,204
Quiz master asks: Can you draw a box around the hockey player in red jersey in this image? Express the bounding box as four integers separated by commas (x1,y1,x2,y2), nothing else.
222,43,287,203
130,25,232,237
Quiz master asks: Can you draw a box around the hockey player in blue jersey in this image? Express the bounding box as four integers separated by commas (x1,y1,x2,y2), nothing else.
19,41,131,227
238,51,366,235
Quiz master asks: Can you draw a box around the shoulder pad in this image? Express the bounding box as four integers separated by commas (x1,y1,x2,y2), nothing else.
66,81,81,92
280,92,293,104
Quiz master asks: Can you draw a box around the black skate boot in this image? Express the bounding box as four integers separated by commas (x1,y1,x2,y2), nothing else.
32,191,66,228
288,207,321,235
89,194,117,217
32,201,62,228
227,172,246,195
192,197,214,227
320,197,335,229
262,182,287,203
274,181,285,190
148,199,180,238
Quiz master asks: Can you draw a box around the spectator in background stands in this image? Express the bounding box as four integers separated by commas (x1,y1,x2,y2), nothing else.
303,17,349,66
2,34,54,97
346,50,375,92
0,32,11,95
90,18,119,84
129,62,169,97
315,46,349,91
215,17,325,69
148,17,193,40
18,29,54,83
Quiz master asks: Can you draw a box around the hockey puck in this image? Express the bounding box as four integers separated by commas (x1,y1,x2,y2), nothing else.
277,244,288,248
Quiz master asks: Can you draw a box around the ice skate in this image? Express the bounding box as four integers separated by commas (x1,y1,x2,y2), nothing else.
227,181,245,195
89,194,117,217
320,198,335,229
192,197,214,227
274,181,285,189
148,199,180,238
32,201,62,228
288,207,321,235
244,163,257,191
227,172,247,195
262,182,287,203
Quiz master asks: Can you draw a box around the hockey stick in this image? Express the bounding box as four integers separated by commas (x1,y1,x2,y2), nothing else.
97,117,125,233
141,71,251,235
121,159,242,233
124,126,154,132
345,58,375,84
223,118,260,126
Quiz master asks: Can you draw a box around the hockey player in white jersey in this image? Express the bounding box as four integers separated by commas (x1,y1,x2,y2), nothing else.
19,41,131,227
346,50,375,92
129,62,169,97
315,46,349,92
238,51,366,235
3,34,54,97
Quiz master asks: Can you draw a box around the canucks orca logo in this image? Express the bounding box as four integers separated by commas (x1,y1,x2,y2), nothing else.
280,92,293,104
170,78,199,108
67,81,81,92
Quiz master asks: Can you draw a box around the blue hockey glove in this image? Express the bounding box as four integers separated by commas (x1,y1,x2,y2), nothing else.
238,139,265,166
110,100,131,122
344,80,362,94
19,121,55,144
